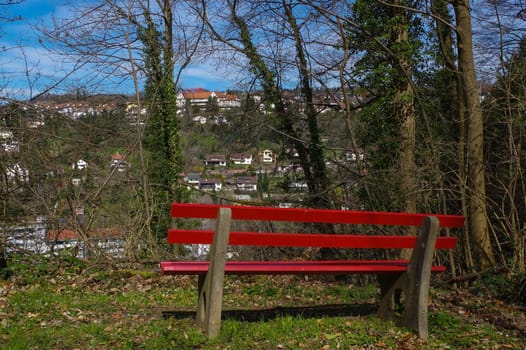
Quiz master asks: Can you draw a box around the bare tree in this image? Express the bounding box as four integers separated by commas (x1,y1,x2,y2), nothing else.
197,0,333,209
451,0,496,269
35,0,203,259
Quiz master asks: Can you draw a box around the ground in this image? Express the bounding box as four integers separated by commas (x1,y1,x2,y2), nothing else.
1,262,525,349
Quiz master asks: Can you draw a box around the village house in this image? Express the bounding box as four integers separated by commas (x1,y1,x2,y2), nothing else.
184,173,201,187
259,149,275,163
192,115,207,124
345,150,365,162
110,153,129,171
289,181,308,190
199,178,222,191
236,176,258,192
1,138,19,153
6,163,29,183
176,88,241,111
230,153,253,165
125,102,147,116
0,130,13,139
204,154,227,167
46,228,125,258
0,130,19,153
72,159,88,171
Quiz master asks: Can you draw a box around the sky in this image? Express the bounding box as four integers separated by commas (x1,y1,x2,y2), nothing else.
0,0,233,100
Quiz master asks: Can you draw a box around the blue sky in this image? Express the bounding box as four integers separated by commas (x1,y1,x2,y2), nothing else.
0,0,232,100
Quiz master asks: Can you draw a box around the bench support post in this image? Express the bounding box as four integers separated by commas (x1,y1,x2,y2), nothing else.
196,208,232,337
378,216,439,339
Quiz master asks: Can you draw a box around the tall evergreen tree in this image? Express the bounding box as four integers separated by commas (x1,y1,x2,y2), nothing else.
139,3,185,240
348,0,421,214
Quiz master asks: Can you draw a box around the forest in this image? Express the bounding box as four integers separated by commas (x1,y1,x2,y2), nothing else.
1,0,526,303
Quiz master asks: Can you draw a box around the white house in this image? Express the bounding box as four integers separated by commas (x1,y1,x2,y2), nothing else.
260,149,275,163
199,178,222,191
192,115,207,124
1,139,19,153
204,154,227,167
184,173,201,187
6,163,29,183
177,89,241,110
236,176,258,191
345,150,365,162
289,181,308,190
110,153,129,171
0,130,18,153
0,130,14,139
72,159,88,170
230,153,253,165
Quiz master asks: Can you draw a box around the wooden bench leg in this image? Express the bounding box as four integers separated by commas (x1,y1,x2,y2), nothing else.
196,208,232,338
196,274,207,327
377,216,440,339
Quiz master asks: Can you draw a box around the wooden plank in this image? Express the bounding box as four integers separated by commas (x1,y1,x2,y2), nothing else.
160,260,447,275
167,229,458,249
197,208,231,337
170,203,465,228
403,215,439,339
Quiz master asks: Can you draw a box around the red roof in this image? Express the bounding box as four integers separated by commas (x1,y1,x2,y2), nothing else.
112,153,125,161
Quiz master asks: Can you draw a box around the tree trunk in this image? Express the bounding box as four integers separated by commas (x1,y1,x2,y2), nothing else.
393,0,417,218
432,0,473,270
0,239,5,273
392,0,417,260
452,0,496,269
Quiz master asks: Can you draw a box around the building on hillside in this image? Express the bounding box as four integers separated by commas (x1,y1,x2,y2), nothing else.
230,153,253,165
110,153,129,171
199,178,222,191
176,88,241,111
4,223,125,258
192,115,207,124
259,149,275,163
236,176,258,192
203,154,227,167
0,130,19,153
46,228,125,258
345,149,365,162
5,163,29,183
0,130,13,139
184,173,201,187
4,222,47,254
72,159,88,170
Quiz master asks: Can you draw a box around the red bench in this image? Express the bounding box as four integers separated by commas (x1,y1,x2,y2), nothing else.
161,203,464,339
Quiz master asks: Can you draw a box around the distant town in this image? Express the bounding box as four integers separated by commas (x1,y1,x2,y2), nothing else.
1,88,365,258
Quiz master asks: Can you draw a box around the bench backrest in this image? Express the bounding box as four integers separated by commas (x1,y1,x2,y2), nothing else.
168,203,465,250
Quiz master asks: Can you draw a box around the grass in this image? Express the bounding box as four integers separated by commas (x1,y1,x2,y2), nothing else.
1,260,525,349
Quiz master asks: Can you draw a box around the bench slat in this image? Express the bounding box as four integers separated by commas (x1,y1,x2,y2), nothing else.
160,260,447,275
167,229,457,249
171,203,465,228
